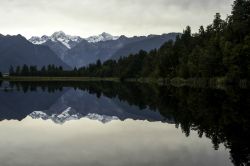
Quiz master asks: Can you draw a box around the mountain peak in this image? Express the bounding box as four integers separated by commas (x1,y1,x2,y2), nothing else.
51,31,66,38
101,32,111,37
1,34,27,42
29,31,83,49
86,32,120,43
29,31,121,46
118,35,128,40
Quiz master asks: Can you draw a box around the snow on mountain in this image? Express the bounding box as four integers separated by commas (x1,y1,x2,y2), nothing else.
86,32,120,43
51,31,82,48
30,107,82,124
85,113,119,123
29,36,49,45
29,31,120,49
29,31,83,49
29,107,119,124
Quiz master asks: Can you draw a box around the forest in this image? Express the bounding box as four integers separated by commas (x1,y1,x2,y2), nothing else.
3,0,250,84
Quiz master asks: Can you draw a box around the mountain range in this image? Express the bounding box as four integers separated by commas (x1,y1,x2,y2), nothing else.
29,31,180,68
0,31,180,72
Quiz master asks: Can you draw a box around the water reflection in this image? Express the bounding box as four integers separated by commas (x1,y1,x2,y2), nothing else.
0,118,232,166
0,82,165,123
0,81,249,166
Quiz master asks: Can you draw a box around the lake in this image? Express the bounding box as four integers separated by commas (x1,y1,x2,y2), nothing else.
0,81,249,166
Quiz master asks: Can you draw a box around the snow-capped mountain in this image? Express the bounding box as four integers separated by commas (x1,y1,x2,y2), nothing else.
29,31,119,48
29,107,119,124
28,31,120,62
86,32,120,43
29,31,83,49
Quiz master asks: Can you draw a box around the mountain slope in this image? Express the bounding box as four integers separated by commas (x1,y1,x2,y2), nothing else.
0,34,70,72
111,33,180,60
29,32,180,68
29,31,83,61
42,39,69,61
63,35,148,67
29,32,120,63
64,33,180,68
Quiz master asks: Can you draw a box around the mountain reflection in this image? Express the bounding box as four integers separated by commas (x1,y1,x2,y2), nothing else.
0,81,249,166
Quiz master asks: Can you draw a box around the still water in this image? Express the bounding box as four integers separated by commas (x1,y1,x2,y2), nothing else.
0,81,249,166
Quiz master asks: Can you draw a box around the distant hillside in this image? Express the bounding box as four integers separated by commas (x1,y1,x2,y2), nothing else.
111,33,180,60
42,39,69,61
29,32,180,68
0,34,70,72
63,35,148,67
63,33,179,68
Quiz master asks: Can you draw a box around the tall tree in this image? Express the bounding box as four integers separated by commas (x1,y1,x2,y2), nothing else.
9,66,14,76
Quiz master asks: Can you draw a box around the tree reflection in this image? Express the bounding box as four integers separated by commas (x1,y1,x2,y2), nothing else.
1,81,249,166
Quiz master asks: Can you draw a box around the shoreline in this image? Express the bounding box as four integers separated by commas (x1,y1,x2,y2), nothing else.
0,76,248,88
0,77,120,82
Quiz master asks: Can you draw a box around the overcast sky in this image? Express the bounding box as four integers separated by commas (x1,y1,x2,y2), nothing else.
0,0,234,38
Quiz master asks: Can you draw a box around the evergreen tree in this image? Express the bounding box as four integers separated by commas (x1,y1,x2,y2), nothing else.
15,66,21,76
21,65,29,76
9,66,14,76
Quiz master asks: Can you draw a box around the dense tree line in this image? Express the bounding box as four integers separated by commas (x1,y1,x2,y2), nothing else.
77,0,250,82
7,0,250,83
9,64,80,77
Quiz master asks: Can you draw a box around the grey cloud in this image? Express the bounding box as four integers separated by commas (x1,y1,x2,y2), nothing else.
0,0,234,37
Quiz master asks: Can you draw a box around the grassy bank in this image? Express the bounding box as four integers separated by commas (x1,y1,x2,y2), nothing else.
0,76,120,82
0,76,248,88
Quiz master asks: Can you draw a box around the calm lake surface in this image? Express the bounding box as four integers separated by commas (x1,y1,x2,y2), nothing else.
0,81,249,166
